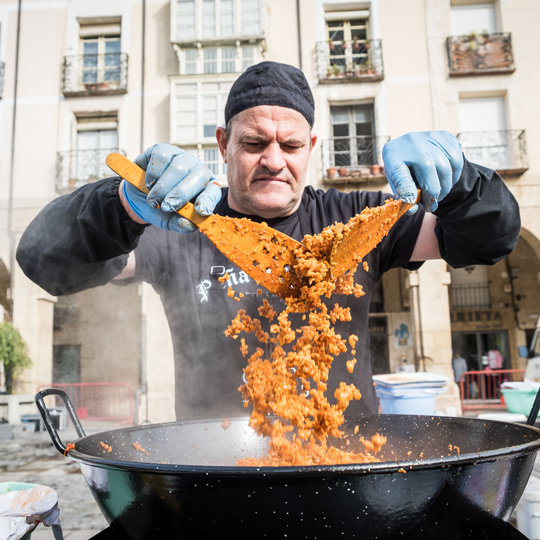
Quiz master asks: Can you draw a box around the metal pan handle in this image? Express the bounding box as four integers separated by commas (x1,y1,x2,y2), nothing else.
527,386,540,426
35,388,86,455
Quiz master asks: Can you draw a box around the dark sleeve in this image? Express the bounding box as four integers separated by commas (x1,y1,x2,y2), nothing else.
16,177,148,296
433,158,521,268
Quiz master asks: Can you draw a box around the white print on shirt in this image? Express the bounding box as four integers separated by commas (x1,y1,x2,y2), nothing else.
221,268,251,288
196,268,251,303
196,279,212,303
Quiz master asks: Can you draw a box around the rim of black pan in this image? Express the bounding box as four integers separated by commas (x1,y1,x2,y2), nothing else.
65,419,540,476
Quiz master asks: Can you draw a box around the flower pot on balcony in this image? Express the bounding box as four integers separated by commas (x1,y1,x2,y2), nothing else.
338,167,348,177
326,168,337,179
370,164,381,175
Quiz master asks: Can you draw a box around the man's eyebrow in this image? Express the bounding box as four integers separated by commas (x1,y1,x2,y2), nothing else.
239,133,307,145
280,138,306,146
240,133,269,141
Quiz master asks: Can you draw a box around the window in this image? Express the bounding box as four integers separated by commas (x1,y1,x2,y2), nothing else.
330,105,376,167
222,47,236,73
241,0,260,34
458,96,510,169
327,17,370,72
242,46,255,71
221,0,234,36
76,115,119,182
204,148,227,176
175,0,261,41
204,48,218,73
180,45,255,75
185,49,198,74
174,80,233,142
177,0,196,40
80,36,121,85
202,0,216,38
450,3,497,35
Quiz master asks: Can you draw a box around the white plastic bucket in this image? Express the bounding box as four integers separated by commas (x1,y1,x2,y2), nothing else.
515,474,540,539
377,391,437,415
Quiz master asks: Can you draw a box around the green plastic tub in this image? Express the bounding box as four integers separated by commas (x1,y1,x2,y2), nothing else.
502,388,538,416
0,482,41,539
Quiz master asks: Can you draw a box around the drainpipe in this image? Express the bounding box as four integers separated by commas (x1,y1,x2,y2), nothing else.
7,0,22,317
408,271,427,372
140,0,146,153
296,0,302,70
135,0,149,425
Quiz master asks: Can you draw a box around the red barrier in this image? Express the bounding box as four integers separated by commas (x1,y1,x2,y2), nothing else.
38,382,134,426
459,369,525,413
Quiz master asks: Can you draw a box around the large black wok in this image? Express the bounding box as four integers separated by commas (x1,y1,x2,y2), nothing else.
36,388,540,539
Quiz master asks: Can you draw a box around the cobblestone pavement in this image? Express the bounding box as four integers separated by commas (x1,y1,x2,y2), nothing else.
0,423,111,539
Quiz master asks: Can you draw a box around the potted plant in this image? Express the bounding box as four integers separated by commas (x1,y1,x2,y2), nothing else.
326,167,337,179
0,321,31,394
338,167,348,177
331,63,342,77
370,164,381,175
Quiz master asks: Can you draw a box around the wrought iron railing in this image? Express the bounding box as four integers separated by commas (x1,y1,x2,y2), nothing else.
447,32,514,76
460,369,525,412
316,39,384,82
62,53,128,96
456,130,528,174
56,148,125,191
451,283,490,309
0,62,4,99
322,135,389,179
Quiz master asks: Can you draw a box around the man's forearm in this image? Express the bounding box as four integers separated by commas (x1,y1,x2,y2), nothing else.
433,158,520,268
16,178,147,296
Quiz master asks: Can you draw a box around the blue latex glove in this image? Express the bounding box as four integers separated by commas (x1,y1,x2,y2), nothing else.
382,130,464,214
122,143,222,233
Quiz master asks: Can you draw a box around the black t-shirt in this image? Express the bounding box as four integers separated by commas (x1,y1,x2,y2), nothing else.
134,186,425,421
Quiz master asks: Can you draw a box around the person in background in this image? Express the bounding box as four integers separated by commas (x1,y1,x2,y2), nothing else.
16,61,521,422
452,351,468,384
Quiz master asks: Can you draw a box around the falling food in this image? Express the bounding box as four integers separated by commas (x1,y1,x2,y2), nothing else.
225,201,401,466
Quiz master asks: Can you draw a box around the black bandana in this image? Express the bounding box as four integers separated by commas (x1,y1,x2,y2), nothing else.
224,61,315,127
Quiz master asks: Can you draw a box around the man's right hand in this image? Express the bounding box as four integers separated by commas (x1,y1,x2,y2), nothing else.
120,143,222,233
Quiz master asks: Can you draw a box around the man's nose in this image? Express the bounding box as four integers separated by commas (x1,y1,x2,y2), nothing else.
259,142,286,172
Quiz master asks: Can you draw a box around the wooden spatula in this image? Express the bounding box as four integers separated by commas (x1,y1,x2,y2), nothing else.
329,190,421,279
106,153,305,299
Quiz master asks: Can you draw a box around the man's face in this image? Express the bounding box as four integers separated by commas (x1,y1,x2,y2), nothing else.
216,105,317,219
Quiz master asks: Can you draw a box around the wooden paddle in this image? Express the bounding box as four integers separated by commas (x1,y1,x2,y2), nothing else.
106,153,305,300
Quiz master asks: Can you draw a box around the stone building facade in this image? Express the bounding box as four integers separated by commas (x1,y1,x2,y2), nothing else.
0,0,538,421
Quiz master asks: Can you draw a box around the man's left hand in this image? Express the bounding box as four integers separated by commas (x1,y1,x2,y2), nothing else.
382,130,464,213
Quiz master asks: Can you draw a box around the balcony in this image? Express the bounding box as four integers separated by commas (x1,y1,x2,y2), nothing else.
62,53,128,97
56,148,125,192
322,135,390,184
447,33,515,76
456,130,528,176
451,284,490,310
317,39,384,83
0,62,4,99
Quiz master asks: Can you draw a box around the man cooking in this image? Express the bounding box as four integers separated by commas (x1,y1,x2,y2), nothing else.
16,61,520,422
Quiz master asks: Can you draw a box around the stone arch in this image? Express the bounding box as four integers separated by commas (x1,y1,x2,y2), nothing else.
519,227,540,263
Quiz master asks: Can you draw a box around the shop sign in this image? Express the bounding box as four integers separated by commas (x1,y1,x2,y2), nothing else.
450,310,503,328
